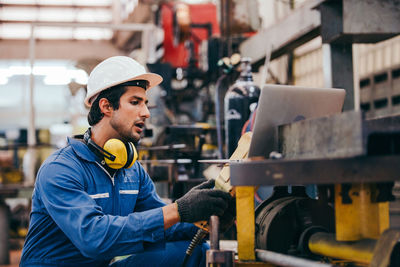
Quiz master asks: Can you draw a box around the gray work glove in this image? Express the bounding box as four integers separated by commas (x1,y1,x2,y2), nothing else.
176,179,231,223
219,196,236,233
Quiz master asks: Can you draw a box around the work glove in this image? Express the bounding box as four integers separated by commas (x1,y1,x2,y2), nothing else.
176,179,231,223
219,196,236,233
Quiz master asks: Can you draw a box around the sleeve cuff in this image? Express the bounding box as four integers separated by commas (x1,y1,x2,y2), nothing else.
132,207,165,243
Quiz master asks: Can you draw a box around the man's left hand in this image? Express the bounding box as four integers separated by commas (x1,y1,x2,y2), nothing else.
219,196,236,233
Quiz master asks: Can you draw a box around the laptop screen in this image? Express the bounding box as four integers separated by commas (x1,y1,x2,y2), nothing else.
248,84,346,158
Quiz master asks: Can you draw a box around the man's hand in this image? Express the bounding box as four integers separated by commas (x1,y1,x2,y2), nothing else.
175,179,231,223
219,197,236,233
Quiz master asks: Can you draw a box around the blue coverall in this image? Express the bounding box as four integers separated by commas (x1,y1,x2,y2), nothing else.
20,137,207,267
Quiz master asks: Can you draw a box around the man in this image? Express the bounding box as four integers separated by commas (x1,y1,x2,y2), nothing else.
20,56,234,267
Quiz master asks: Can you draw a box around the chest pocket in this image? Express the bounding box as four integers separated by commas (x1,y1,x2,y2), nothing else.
89,193,111,212
119,182,139,215
86,180,113,213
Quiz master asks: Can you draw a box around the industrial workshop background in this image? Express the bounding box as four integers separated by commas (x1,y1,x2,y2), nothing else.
0,0,400,266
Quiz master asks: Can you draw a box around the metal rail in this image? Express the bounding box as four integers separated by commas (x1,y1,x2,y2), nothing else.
256,249,335,267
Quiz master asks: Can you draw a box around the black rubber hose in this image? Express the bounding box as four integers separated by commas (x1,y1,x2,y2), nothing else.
181,228,208,267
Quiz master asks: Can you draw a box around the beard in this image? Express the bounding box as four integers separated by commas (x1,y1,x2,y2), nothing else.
109,117,141,143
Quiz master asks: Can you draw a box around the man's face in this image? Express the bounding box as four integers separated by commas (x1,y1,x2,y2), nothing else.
109,86,150,143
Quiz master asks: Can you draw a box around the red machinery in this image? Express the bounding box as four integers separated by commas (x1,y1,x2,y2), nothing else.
160,2,220,68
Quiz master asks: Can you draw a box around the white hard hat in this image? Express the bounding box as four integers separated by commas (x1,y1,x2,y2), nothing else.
85,56,163,107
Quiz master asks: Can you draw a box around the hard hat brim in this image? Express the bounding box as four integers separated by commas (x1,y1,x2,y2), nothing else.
85,72,163,107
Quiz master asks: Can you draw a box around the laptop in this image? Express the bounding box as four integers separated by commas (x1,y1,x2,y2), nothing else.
248,84,346,158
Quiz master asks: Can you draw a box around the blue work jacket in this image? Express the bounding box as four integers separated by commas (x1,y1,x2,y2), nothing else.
20,137,198,267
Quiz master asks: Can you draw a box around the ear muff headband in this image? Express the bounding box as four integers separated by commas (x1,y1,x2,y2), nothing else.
84,129,116,161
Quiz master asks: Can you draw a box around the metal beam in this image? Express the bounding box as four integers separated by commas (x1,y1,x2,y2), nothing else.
0,3,111,9
319,0,400,44
279,111,365,159
279,110,400,160
0,20,112,24
112,3,152,49
322,43,355,110
30,22,153,30
239,0,324,68
0,39,123,60
230,155,400,186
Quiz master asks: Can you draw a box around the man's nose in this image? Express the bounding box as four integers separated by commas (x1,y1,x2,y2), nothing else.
140,104,150,118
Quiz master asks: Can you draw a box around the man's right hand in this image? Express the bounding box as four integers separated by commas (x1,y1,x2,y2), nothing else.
175,179,232,223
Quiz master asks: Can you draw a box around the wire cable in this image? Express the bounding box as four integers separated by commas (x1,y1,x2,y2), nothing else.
181,228,208,267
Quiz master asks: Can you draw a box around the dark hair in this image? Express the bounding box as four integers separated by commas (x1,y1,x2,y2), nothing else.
87,85,127,126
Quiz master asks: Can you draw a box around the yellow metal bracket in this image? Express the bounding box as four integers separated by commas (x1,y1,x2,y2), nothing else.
335,183,389,241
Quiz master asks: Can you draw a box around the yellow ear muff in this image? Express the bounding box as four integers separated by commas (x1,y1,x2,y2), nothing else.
103,139,138,169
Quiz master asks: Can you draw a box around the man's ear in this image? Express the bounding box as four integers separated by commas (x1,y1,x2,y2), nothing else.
98,98,113,116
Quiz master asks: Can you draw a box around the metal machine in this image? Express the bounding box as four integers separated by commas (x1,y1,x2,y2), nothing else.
204,0,400,266
229,110,400,267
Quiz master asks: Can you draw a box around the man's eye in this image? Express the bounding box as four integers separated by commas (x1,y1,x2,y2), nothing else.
131,101,139,105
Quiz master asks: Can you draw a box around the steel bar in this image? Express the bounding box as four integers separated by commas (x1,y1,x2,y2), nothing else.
322,43,354,111
197,159,241,164
256,249,334,267
138,144,186,151
25,24,37,186
139,159,192,164
230,155,400,186
308,232,376,264
210,216,220,250
207,216,235,266
28,24,35,148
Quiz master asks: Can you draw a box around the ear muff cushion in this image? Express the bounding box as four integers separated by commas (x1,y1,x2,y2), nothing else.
124,142,138,169
104,139,128,169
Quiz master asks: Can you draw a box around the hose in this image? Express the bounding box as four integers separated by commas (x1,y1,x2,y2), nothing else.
181,228,208,267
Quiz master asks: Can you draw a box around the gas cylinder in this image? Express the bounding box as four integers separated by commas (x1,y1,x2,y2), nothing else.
224,57,260,157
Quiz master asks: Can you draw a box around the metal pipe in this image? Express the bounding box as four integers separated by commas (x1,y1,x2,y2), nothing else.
28,24,36,148
24,23,37,186
256,249,334,267
308,232,376,265
209,216,220,250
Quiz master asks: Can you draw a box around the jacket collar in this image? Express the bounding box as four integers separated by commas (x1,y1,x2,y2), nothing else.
68,137,99,163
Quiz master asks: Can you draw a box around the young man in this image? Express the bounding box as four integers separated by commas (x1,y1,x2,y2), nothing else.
20,56,233,267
